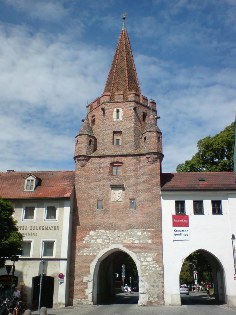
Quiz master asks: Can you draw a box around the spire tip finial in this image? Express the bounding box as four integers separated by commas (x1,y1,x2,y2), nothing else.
122,12,127,29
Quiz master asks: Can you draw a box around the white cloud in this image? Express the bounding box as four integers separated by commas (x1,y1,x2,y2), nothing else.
4,0,69,22
0,23,110,171
136,54,236,172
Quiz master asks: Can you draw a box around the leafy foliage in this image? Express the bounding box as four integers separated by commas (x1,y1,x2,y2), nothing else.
177,123,234,172
180,251,212,285
0,199,23,268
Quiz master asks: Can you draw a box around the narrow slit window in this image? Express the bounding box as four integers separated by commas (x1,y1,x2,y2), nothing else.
143,112,147,122
113,131,122,145
130,199,136,210
97,200,103,210
91,115,95,126
116,109,120,120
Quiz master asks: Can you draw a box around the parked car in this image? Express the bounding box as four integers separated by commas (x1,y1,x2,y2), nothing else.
180,284,189,295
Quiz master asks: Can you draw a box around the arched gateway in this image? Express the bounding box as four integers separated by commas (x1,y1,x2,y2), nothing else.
180,249,226,305
91,246,140,304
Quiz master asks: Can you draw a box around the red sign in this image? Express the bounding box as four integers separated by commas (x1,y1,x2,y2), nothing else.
58,273,65,280
172,215,189,227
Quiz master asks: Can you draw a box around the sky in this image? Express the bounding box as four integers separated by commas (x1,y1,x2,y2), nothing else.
0,0,235,173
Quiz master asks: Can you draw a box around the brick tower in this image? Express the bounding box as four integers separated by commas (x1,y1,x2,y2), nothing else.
71,21,164,306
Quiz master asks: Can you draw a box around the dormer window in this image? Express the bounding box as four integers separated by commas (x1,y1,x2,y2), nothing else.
25,179,34,191
113,108,123,121
24,175,38,191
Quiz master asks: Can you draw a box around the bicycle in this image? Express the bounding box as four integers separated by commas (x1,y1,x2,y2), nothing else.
12,300,25,315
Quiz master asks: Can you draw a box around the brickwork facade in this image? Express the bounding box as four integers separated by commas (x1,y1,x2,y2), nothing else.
70,26,164,305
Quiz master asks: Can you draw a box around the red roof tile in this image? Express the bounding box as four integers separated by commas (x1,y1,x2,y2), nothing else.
161,172,236,191
0,171,75,199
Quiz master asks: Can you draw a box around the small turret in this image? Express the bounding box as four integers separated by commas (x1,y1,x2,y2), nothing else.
74,118,97,162
142,114,162,154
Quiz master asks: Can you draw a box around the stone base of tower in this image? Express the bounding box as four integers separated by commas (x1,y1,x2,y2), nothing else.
69,228,164,306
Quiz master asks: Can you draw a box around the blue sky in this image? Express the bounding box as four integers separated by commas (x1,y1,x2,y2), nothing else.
0,0,235,172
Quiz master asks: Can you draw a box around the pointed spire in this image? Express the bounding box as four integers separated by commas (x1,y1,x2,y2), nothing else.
103,19,141,101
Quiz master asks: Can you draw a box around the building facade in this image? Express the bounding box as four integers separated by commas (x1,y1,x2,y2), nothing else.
0,171,74,307
161,172,236,308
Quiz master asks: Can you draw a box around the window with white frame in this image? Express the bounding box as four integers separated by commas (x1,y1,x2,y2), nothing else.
45,206,57,220
113,108,123,121
23,206,35,220
21,241,32,257
175,200,185,215
42,241,55,257
25,179,34,191
24,175,38,191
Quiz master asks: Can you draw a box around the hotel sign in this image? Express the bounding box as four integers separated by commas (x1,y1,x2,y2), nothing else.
172,215,189,241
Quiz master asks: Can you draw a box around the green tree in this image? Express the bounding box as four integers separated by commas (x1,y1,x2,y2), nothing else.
0,199,23,267
180,262,192,284
176,123,234,172
180,251,213,285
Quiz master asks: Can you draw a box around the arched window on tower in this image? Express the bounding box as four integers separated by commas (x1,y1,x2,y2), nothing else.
113,108,123,121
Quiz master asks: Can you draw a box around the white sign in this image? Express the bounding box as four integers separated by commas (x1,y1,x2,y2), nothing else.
173,227,190,241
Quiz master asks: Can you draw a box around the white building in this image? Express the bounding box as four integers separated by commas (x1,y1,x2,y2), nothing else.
161,171,236,308
0,171,75,308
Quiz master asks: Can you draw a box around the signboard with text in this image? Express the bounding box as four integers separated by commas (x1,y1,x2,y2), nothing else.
172,215,190,241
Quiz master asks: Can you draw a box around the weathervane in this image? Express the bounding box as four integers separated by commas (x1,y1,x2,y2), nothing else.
122,12,127,29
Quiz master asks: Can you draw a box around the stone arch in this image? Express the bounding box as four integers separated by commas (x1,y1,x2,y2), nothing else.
179,248,226,304
89,244,141,305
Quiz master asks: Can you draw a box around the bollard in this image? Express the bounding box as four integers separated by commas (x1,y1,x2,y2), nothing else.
40,306,47,315
24,310,32,315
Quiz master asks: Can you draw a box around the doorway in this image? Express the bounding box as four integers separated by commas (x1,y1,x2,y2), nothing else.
93,250,139,305
180,249,225,305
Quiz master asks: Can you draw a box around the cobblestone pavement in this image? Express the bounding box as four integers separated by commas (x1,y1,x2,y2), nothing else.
31,292,236,315
32,304,236,315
